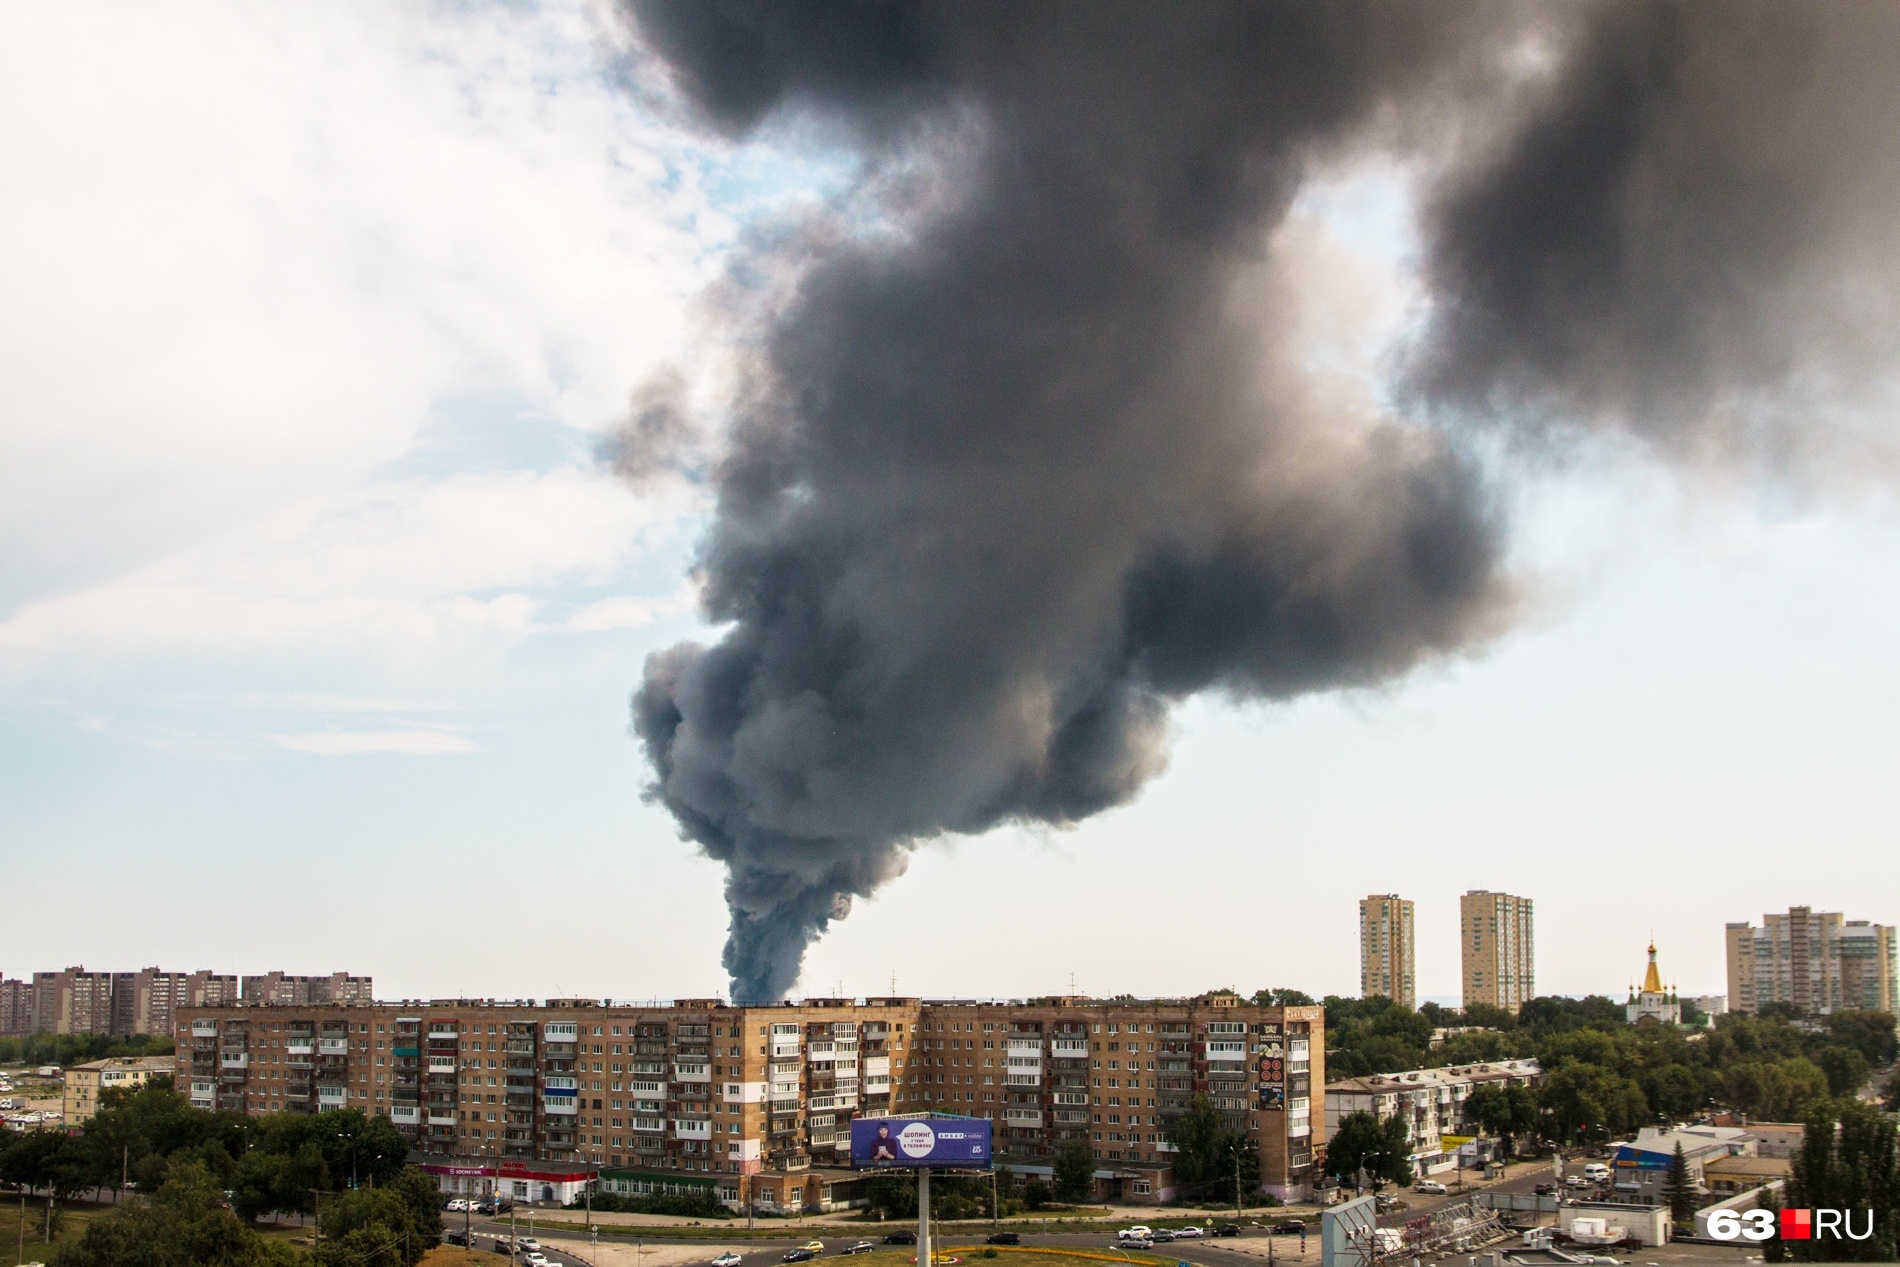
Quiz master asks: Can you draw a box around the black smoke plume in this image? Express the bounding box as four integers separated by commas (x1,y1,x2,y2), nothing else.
621,1,1900,1002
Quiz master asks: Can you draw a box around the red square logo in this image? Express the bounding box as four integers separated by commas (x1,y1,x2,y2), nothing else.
1780,1209,1812,1240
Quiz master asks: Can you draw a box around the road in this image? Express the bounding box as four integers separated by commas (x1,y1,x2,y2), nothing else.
456,1219,1316,1267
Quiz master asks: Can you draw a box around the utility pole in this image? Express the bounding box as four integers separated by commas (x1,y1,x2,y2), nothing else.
991,1168,998,1231
121,1145,128,1204
917,1169,932,1267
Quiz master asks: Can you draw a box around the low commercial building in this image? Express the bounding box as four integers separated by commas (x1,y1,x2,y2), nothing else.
1742,1122,1805,1159
1324,1060,1540,1175
176,990,1325,1207
1611,1126,1755,1201
63,1056,176,1125
1703,1155,1791,1198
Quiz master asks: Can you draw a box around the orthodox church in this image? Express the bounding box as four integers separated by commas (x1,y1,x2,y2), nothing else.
1626,942,1681,1024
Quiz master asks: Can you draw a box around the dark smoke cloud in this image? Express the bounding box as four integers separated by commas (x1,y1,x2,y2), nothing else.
1414,1,1900,464
622,0,1900,1002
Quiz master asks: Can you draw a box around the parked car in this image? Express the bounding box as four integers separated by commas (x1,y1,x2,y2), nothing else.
1415,1180,1448,1195
883,1233,917,1246
986,1233,1021,1245
1172,1226,1204,1239
446,1198,469,1212
1215,1224,1242,1238
844,1243,877,1255
783,1251,817,1263
713,1253,744,1267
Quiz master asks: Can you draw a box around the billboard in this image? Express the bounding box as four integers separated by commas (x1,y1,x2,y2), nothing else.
851,1116,993,1169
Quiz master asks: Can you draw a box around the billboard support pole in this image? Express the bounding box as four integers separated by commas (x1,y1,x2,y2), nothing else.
917,1168,932,1267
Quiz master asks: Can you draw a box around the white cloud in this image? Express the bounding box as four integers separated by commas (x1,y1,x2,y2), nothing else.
272,727,480,757
0,465,698,661
0,0,717,614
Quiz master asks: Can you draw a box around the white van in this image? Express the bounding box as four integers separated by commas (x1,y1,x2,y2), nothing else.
1582,1163,1611,1182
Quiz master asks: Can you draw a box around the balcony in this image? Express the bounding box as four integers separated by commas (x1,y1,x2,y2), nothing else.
220,1053,248,1069
319,1038,350,1055
504,1039,535,1055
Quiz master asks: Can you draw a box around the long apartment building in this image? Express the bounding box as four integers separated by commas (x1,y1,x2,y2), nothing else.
1726,907,1898,1016
1460,890,1534,1013
173,991,1322,1207
16,967,242,1037
1360,894,1416,1009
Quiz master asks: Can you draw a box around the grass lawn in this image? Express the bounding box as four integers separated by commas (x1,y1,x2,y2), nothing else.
419,1249,499,1267
0,1195,116,1259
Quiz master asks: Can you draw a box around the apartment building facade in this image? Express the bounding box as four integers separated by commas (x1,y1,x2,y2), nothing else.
63,1055,177,1125
241,972,373,1006
1324,1059,1541,1175
0,978,34,1036
20,967,241,1036
1360,895,1416,1009
1460,891,1534,1013
1726,908,1898,1016
173,991,1324,1207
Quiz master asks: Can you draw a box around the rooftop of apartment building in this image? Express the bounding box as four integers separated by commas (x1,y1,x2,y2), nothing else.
174,989,1306,1013
67,1055,176,1074
1325,1059,1541,1094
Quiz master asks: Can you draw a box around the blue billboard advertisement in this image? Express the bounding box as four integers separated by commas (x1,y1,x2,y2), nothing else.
850,1116,992,1169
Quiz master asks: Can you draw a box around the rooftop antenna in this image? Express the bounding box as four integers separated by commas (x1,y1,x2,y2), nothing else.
890,970,897,995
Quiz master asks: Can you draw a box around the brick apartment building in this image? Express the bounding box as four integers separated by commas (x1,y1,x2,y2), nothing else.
173,991,1321,1209
12,967,331,1037
0,977,35,1036
241,972,374,1006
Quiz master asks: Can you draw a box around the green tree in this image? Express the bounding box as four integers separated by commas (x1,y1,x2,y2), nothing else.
1323,1111,1412,1191
1536,1061,1647,1144
1815,1046,1871,1098
1721,1058,1828,1123
49,1159,296,1267
1820,1011,1898,1066
1168,1096,1257,1205
312,1168,441,1267
1661,1142,1695,1229
1251,988,1316,1008
864,1172,917,1219
1020,1176,1051,1210
1782,1099,1900,1261
1052,1139,1095,1204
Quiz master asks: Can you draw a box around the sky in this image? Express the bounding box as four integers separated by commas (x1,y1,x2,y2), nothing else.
3,0,1896,1007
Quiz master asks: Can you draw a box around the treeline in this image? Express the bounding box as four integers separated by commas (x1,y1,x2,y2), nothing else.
859,1147,1095,1220
0,1032,174,1067
1,1077,438,1265
1321,994,1896,1145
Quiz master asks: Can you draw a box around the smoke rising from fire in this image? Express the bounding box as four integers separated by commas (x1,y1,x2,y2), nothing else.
619,1,1900,1002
